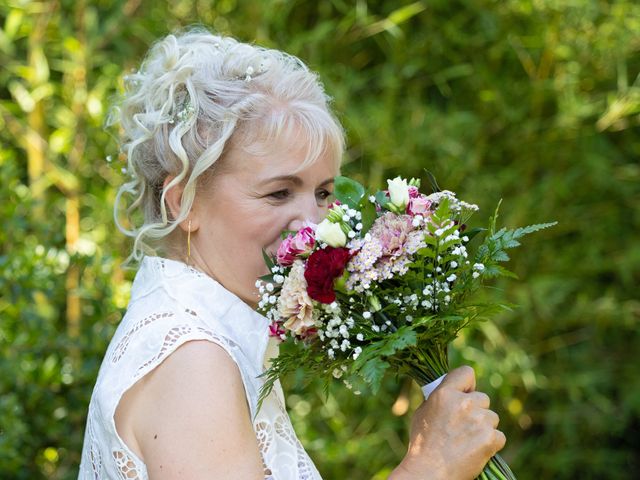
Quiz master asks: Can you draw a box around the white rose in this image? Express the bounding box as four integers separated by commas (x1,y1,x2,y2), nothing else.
387,176,410,209
315,219,347,247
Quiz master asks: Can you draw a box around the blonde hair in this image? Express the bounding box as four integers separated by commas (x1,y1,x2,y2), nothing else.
111,27,345,262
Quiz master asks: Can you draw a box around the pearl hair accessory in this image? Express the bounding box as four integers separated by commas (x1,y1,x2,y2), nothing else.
167,57,271,124
169,98,196,124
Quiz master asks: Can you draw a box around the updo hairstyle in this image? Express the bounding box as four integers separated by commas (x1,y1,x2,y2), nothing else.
112,27,345,262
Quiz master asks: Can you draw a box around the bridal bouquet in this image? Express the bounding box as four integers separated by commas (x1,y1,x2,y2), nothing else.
256,175,555,480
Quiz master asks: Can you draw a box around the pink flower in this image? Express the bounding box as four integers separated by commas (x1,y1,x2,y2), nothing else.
408,186,421,198
345,212,425,292
269,321,286,338
278,260,316,336
276,226,316,266
407,194,432,216
371,212,415,258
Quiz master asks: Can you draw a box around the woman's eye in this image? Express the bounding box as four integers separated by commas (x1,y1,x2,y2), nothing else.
268,189,290,200
316,189,333,200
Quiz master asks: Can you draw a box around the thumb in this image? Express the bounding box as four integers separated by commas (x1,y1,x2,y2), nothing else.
438,365,476,393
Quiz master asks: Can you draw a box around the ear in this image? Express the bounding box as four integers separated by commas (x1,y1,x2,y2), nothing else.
163,176,199,233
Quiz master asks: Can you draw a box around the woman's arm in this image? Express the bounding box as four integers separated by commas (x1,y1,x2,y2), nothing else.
389,366,506,480
115,340,264,480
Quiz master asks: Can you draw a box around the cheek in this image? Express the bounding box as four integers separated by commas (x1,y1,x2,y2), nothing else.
234,203,289,259
257,210,291,254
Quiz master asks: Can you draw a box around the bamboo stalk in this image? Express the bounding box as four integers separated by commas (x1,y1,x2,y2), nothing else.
65,0,86,347
65,195,81,339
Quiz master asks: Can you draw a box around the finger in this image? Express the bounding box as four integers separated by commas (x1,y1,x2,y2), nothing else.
493,429,506,453
469,407,499,431
483,409,500,429
466,391,490,409
440,365,476,393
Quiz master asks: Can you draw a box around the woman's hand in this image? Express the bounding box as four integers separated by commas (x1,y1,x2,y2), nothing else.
389,366,506,480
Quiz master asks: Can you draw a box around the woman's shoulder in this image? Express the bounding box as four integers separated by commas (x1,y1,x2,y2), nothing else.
119,338,251,432
99,299,239,395
90,256,272,423
113,338,264,479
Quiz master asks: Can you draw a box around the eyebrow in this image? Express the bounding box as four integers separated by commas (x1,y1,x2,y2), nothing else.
257,175,335,188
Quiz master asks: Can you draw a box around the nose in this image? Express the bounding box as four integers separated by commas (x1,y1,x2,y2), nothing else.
287,194,324,231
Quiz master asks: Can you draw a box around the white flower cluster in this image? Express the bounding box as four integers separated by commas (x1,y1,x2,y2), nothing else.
426,190,479,213
317,303,363,361
256,264,287,321
423,227,467,311
374,224,485,319
412,214,427,227
365,309,396,333
472,262,485,278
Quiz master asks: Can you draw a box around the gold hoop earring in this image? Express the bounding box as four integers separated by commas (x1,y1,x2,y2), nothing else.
187,220,192,265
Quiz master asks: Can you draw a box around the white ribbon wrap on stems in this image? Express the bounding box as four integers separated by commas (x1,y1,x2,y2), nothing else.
421,374,447,400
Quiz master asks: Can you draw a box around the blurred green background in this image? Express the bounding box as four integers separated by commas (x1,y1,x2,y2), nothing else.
1,0,638,478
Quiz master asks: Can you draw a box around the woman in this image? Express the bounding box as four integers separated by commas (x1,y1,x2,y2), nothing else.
79,28,505,479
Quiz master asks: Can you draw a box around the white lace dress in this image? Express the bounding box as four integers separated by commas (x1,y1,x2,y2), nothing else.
78,256,322,480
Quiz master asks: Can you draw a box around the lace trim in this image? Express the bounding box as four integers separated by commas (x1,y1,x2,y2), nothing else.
135,324,193,376
111,312,174,363
256,420,274,476
86,414,102,480
113,449,141,479
275,415,316,477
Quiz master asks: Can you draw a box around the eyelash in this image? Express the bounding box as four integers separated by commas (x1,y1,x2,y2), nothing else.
268,189,333,202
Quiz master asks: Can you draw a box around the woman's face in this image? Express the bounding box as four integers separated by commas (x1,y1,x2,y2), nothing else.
188,134,339,307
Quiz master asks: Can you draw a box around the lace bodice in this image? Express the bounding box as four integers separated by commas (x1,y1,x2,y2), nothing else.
78,256,322,479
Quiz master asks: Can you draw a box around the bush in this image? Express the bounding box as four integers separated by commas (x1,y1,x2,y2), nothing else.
1,1,638,478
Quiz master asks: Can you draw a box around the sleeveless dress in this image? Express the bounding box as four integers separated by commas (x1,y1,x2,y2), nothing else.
78,256,322,479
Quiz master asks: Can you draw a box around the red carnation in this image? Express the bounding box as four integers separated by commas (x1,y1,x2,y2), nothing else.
304,247,352,304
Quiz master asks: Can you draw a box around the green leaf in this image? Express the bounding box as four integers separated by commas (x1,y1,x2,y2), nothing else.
434,196,451,219
464,227,486,241
493,250,510,262
375,190,390,209
483,264,518,278
262,249,275,270
378,328,417,356
511,222,558,239
417,246,436,259
359,357,390,394
422,233,437,246
358,195,378,232
334,176,365,209
387,1,427,25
